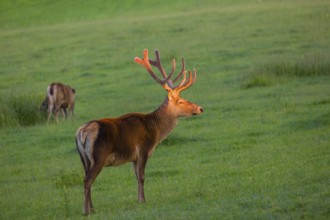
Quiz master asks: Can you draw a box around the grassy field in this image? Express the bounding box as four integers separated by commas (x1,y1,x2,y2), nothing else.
1,0,329,219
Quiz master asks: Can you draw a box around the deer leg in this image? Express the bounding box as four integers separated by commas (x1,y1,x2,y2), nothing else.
83,180,91,215
54,105,63,123
71,104,75,117
47,104,54,124
83,163,104,215
47,111,51,124
61,108,67,118
133,155,148,202
54,110,59,124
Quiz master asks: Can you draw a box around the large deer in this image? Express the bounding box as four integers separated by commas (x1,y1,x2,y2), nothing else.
42,82,75,124
76,49,203,215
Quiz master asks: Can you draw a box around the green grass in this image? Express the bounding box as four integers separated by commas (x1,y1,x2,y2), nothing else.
0,0,330,219
0,91,46,128
245,53,330,88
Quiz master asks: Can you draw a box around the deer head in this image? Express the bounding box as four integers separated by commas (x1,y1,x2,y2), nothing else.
134,49,203,117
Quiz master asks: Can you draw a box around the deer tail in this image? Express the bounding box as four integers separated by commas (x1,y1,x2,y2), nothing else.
76,127,93,176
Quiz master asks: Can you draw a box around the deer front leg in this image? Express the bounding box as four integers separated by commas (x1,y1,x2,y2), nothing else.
61,108,67,118
47,111,51,124
54,110,59,124
133,155,148,202
47,104,54,124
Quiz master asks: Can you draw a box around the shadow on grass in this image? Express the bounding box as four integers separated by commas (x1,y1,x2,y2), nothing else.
159,134,207,147
148,169,181,178
286,113,330,131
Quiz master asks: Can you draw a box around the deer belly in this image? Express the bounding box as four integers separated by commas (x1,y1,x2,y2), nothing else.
148,144,157,157
104,153,125,166
104,150,137,167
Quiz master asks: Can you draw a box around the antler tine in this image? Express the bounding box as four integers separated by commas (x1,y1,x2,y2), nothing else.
172,58,185,84
134,49,173,89
175,68,197,93
148,50,192,91
134,49,163,85
168,59,176,82
147,50,177,88
154,50,167,78
149,50,176,85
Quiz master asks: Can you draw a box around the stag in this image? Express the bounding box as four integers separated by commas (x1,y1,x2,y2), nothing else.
42,82,75,123
76,49,203,215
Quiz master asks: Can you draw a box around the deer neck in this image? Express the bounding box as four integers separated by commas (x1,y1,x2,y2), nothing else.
148,97,178,144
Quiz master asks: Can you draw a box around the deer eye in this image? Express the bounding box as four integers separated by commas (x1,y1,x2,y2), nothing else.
178,100,185,104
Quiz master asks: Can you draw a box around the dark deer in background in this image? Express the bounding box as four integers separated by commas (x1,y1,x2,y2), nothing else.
40,82,75,123
76,49,203,215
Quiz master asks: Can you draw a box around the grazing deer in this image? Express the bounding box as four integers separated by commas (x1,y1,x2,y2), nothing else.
43,82,75,123
76,49,203,215
39,96,68,119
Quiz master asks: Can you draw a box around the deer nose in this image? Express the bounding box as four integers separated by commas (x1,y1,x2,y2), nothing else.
193,106,204,115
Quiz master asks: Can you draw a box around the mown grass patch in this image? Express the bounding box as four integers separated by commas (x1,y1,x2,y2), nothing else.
245,53,330,88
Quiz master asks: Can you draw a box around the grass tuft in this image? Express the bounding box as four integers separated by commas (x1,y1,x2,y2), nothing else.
53,170,82,188
0,92,45,128
245,53,330,88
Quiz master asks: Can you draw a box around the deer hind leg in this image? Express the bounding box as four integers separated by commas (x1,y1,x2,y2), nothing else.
79,147,104,215
47,111,51,124
133,154,148,203
70,103,75,117
76,131,95,215
83,163,103,215
77,135,107,215
54,105,63,123
54,109,59,124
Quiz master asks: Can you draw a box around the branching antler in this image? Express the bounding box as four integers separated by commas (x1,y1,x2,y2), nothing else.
134,49,196,94
176,69,196,94
134,49,173,91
